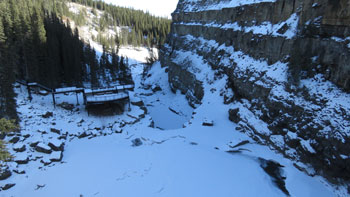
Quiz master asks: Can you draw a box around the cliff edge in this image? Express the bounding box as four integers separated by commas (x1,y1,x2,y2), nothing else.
160,0,350,183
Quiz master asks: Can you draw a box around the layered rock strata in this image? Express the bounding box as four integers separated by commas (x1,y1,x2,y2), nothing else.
160,0,350,182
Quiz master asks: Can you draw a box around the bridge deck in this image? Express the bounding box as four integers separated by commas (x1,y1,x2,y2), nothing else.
16,80,133,107
54,87,84,94
86,92,129,104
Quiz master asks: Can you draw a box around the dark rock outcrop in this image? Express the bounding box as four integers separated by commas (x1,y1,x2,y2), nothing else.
35,143,52,154
50,128,61,135
42,112,53,118
13,144,26,152
259,158,289,196
1,183,15,190
14,156,29,165
9,136,20,144
48,140,64,152
131,138,143,147
0,169,11,180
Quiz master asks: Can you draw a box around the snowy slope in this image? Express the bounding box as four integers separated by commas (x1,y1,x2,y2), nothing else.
0,50,344,196
177,0,277,13
102,0,178,18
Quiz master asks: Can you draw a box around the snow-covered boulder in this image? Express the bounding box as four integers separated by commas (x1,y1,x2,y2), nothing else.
9,136,20,144
14,154,29,165
50,128,61,135
78,131,90,139
35,143,52,154
0,169,11,180
29,140,40,147
151,84,162,92
40,158,52,166
112,124,123,133
228,108,240,124
42,111,53,118
202,118,214,127
57,102,74,111
131,138,143,147
131,97,144,106
49,151,63,162
48,139,64,152
13,144,26,152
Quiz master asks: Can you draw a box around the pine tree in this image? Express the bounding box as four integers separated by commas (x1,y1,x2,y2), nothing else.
0,17,17,120
110,48,119,80
90,48,99,88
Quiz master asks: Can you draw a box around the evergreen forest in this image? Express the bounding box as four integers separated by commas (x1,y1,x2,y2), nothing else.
0,0,171,120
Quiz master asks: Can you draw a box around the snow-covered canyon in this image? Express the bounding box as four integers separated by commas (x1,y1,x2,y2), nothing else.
0,48,346,196
1,0,350,196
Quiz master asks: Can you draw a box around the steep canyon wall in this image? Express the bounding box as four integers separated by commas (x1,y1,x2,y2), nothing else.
160,0,350,182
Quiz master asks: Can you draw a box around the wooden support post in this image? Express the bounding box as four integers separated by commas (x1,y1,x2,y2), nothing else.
27,83,32,102
76,92,79,105
128,92,131,111
83,92,86,105
52,92,56,108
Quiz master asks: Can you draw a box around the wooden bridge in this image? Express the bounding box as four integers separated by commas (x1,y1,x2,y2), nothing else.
16,80,134,109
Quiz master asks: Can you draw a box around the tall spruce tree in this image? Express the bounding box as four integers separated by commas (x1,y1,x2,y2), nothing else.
0,15,17,120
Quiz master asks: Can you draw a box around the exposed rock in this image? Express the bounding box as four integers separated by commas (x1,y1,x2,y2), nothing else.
276,23,289,35
131,98,144,106
30,140,40,147
50,128,61,135
78,131,89,139
48,140,64,151
14,155,29,165
42,111,53,118
228,108,240,124
22,134,31,138
131,138,143,147
40,158,52,166
168,107,180,115
140,93,153,96
13,144,26,152
2,183,15,190
49,151,63,162
151,84,162,92
37,130,47,135
13,168,25,174
230,140,250,149
140,106,148,114
9,136,20,144
259,158,289,196
112,124,123,133
35,143,52,154
0,170,11,180
6,132,16,137
202,118,214,126
35,184,46,190
58,133,68,140
149,120,155,128
57,102,74,111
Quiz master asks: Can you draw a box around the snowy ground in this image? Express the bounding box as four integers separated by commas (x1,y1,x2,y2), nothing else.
0,49,345,196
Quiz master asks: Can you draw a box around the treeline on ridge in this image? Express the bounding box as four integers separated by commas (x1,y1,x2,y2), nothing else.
68,0,172,48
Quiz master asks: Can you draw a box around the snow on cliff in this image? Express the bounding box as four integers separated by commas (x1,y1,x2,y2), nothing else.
178,0,277,12
1,51,343,196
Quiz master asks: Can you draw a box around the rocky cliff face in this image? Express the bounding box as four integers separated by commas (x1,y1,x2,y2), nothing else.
160,0,350,182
